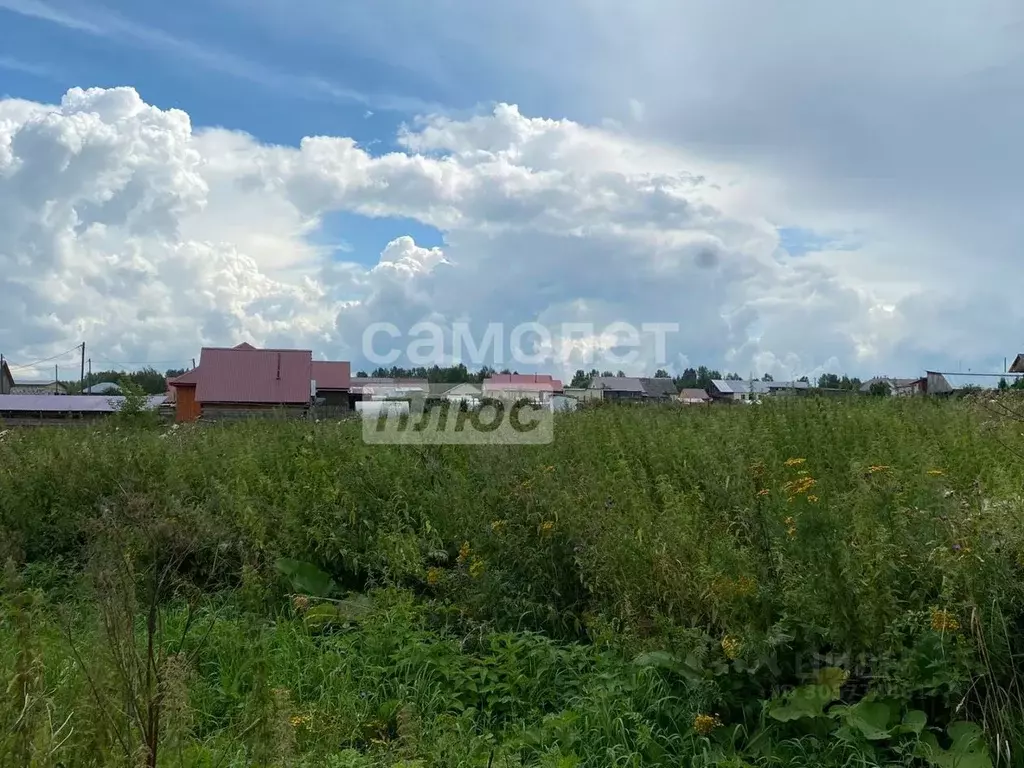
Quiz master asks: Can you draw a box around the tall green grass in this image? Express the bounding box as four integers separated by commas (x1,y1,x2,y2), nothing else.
1,397,1023,766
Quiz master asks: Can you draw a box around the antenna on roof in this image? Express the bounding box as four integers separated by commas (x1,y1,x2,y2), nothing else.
276,352,281,380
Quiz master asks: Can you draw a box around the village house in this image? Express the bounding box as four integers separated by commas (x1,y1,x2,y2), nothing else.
639,377,678,400
168,343,351,422
349,378,430,408
587,376,645,401
709,379,810,403
482,373,563,403
858,377,927,396
437,382,483,407
677,388,711,405
8,380,69,395
587,376,679,402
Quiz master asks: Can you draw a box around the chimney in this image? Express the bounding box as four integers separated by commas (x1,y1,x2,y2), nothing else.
276,352,281,380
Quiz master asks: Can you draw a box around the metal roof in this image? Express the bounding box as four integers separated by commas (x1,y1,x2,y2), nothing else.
0,395,166,413
85,382,121,394
311,360,351,390
711,379,809,395
639,377,678,397
351,378,429,394
589,376,645,392
194,347,313,404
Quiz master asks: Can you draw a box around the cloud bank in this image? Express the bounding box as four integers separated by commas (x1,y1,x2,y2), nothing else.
0,86,1017,380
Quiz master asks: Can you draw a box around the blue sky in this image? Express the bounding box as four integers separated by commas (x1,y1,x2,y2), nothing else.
0,0,1022,379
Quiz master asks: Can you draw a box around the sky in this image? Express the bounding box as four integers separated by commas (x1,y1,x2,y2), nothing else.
0,0,1022,382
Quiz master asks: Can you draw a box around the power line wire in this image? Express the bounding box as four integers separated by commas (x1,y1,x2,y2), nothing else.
7,343,82,370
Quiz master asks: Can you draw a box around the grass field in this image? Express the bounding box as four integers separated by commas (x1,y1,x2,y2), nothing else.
1,397,1023,767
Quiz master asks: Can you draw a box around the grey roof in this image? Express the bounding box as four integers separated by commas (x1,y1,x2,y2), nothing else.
0,394,166,413
589,376,645,393
639,377,678,397
711,379,809,395
85,381,121,394
858,376,922,392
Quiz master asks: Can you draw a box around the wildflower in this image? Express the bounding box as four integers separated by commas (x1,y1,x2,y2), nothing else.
721,635,741,660
784,516,795,526
457,541,471,564
469,557,485,579
289,714,312,728
539,520,555,535
787,526,797,538
785,457,806,467
931,608,960,633
807,495,819,503
292,595,310,613
693,713,722,736
426,567,443,586
490,519,507,533
543,465,555,473
736,575,757,597
757,488,770,497
783,476,816,496
867,465,890,474
927,469,945,476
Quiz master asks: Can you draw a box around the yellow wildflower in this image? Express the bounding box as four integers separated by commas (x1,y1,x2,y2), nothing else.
289,713,312,728
927,469,945,476
457,541,471,564
787,525,797,538
867,465,890,474
292,594,310,613
784,457,806,467
490,519,507,532
931,608,960,633
469,557,485,579
426,567,443,586
784,516,795,526
539,520,555,535
736,575,756,596
543,465,555,473
807,495,819,503
721,635,741,660
693,713,722,736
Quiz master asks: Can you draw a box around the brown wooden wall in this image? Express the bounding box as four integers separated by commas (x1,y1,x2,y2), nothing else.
175,385,201,422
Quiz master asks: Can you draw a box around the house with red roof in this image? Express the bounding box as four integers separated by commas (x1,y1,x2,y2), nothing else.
482,373,564,404
168,343,350,422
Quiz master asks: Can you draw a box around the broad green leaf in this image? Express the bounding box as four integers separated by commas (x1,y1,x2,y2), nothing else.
917,721,993,768
275,557,335,598
899,710,928,735
767,683,838,722
839,700,895,740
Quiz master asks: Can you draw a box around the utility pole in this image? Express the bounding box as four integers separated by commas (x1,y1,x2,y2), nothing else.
88,358,92,384
0,353,5,394
81,342,86,394
55,364,58,395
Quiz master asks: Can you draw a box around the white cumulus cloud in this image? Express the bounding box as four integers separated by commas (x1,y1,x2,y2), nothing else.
0,84,994,382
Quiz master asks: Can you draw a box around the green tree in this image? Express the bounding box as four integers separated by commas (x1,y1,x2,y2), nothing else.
868,380,892,397
570,369,590,388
